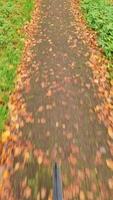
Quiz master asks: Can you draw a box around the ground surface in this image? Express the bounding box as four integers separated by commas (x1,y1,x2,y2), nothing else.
3,0,113,199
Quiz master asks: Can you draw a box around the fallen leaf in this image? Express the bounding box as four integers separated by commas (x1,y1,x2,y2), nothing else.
24,186,32,199
69,154,77,165
46,90,52,97
41,82,45,88
87,191,93,200
21,177,27,188
67,133,73,139
80,190,85,200
41,118,46,124
108,178,113,189
14,147,21,157
41,188,46,199
37,193,40,200
46,131,50,137
106,159,113,170
108,127,113,139
38,156,43,165
3,170,9,179
24,151,30,162
1,131,10,143
38,106,44,112
62,124,66,129
46,104,52,110
14,162,20,171
56,122,59,127
49,47,52,52
0,166,4,181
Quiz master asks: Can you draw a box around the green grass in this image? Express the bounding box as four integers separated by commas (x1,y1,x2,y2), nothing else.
81,0,113,79
0,0,34,132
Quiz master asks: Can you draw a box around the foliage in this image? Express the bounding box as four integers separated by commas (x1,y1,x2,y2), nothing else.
81,0,113,78
0,0,34,132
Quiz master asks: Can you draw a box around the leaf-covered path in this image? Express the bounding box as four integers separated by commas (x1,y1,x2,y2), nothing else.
4,0,113,199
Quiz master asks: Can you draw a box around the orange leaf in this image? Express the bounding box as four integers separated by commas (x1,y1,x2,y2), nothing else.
3,170,9,179
106,159,113,170
108,127,113,139
46,90,52,97
14,147,21,157
69,154,77,166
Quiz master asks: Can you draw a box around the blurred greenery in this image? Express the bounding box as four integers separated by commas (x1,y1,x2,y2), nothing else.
0,0,34,132
81,0,113,79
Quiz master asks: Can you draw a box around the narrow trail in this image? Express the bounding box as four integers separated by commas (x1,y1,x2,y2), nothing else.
8,0,113,199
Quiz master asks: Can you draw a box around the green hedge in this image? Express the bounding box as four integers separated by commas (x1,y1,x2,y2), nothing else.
0,0,34,132
81,0,113,78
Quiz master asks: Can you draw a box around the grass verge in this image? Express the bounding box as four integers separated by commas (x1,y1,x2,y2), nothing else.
81,0,113,79
0,0,34,132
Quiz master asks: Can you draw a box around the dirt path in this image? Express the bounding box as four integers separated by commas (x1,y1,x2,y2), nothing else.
6,0,113,199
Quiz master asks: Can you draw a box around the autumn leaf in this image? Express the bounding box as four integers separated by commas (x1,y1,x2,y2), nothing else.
38,106,44,112
40,118,46,124
79,190,85,200
14,147,21,157
46,131,50,137
41,188,47,199
106,159,113,170
62,124,66,129
108,178,113,189
37,155,43,165
14,162,20,171
108,127,113,139
68,154,77,165
3,170,9,179
24,151,30,163
21,177,27,188
67,132,73,139
24,186,32,199
56,122,59,127
1,130,10,143
46,89,52,97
